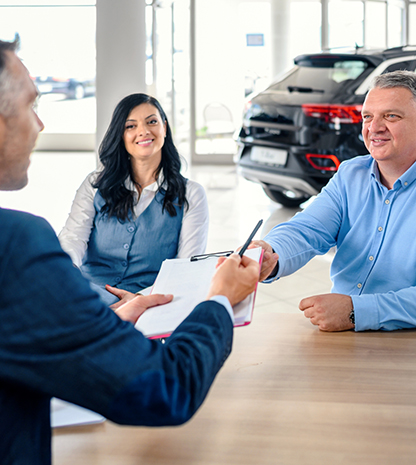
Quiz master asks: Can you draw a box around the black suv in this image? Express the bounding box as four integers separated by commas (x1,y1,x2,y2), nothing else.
235,46,416,207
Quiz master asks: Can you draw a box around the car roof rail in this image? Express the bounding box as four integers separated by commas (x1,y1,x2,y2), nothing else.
383,45,416,56
294,51,383,68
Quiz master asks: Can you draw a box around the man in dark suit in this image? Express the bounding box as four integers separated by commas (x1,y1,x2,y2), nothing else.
0,38,259,464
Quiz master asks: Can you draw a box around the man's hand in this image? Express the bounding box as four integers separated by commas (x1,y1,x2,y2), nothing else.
106,284,173,324
106,285,138,310
248,240,279,281
207,253,260,307
112,293,173,324
299,293,354,332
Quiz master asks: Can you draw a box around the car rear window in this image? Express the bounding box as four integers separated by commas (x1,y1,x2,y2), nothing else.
269,58,372,94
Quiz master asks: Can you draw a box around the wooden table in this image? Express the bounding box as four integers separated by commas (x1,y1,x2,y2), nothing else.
53,313,416,465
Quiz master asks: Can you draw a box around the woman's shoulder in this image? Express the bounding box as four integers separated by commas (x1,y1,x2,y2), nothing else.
184,178,206,197
71,170,101,204
86,169,101,184
78,170,101,191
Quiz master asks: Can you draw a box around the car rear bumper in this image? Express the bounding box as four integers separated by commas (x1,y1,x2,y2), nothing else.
237,165,319,197
235,141,328,196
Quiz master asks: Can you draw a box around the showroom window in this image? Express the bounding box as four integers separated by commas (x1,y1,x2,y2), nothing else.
328,0,364,49
410,2,416,44
387,0,405,47
289,1,321,59
0,0,96,149
145,0,192,161
287,0,407,60
365,1,387,48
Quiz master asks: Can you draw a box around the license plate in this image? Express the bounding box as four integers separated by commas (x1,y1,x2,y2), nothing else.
250,146,287,166
38,84,53,93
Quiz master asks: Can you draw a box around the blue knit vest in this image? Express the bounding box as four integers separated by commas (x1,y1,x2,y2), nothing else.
81,188,184,296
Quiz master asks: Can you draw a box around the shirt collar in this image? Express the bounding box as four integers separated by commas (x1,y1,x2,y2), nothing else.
396,159,416,189
370,159,381,183
370,158,416,190
125,169,165,193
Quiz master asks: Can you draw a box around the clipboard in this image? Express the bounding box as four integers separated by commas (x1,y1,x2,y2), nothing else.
134,247,263,339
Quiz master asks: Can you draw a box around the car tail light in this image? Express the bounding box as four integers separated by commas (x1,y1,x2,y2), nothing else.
306,154,340,171
244,99,252,115
302,104,363,124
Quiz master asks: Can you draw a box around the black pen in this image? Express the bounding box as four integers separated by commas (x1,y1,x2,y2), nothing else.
238,220,263,257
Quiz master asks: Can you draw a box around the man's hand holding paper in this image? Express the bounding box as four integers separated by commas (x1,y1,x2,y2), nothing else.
207,253,260,307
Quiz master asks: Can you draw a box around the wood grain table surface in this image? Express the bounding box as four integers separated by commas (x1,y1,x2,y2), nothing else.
53,312,416,465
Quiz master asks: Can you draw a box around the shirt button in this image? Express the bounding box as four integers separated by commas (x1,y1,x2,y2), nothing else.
115,277,121,283
357,283,362,289
369,256,374,261
121,261,127,267
378,226,383,232
123,243,129,250
385,199,390,205
404,182,408,186
127,226,135,233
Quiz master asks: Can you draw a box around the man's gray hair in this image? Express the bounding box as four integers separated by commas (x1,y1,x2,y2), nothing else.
0,35,20,115
371,70,416,100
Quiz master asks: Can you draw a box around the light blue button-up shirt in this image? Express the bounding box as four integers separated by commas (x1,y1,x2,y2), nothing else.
264,154,416,331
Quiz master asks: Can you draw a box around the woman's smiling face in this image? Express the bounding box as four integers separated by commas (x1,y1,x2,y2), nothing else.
122,103,167,163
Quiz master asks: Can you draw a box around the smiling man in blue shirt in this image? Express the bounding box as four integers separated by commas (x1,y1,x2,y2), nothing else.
254,70,416,332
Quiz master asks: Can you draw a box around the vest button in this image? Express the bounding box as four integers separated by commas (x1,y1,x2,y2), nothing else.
123,243,130,250
127,226,135,233
121,261,127,267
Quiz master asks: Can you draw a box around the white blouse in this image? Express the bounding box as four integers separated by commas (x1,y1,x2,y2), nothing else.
58,171,209,267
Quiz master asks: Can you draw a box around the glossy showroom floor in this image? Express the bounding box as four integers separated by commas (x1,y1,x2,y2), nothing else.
0,151,333,316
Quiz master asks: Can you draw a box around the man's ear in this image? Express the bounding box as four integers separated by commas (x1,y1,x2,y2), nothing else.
0,114,6,153
0,115,7,189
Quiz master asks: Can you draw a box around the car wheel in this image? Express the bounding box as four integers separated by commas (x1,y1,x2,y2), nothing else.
262,186,310,208
70,84,85,100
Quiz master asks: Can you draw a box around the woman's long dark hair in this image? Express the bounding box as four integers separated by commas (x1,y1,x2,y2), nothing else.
93,93,188,221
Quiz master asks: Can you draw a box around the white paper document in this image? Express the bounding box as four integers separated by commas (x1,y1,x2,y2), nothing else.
51,398,105,428
135,247,262,338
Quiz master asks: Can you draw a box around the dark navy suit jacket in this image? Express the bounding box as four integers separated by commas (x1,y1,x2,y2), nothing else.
0,208,233,465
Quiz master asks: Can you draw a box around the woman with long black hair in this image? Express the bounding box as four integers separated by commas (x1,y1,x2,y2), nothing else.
59,93,208,305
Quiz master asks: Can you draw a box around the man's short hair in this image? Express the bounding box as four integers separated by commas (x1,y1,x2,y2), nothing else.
371,70,416,100
0,35,20,116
